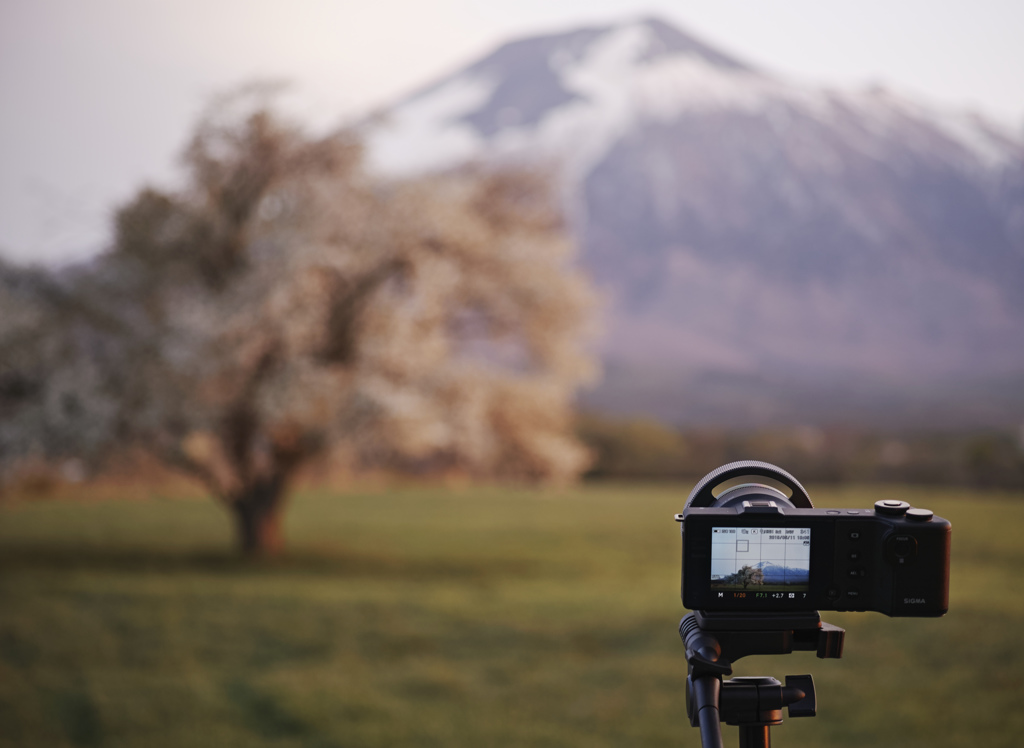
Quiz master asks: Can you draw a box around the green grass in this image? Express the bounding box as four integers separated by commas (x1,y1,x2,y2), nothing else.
1,482,1022,747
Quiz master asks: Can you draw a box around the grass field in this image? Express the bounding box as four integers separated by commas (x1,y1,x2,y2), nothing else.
1,482,1022,747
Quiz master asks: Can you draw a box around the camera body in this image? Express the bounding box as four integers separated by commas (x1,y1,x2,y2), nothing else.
678,462,951,617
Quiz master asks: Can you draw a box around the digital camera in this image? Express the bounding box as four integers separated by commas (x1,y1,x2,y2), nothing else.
677,461,951,617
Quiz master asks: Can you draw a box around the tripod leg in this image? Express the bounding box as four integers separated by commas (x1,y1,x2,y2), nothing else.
690,674,724,748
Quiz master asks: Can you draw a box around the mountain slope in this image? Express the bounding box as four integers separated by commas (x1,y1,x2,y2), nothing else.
366,17,1024,427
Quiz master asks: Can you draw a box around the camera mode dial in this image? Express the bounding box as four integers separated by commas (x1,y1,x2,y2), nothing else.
874,500,910,516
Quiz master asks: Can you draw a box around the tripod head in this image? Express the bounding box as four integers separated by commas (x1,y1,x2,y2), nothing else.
680,610,845,748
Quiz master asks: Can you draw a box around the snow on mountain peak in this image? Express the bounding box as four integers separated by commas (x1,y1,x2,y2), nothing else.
365,75,494,175
365,17,1024,180
365,18,767,179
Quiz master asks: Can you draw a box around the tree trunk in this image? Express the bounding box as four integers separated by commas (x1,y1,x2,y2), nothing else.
230,478,287,556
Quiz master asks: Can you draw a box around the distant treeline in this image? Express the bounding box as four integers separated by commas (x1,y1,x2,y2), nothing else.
577,413,1024,489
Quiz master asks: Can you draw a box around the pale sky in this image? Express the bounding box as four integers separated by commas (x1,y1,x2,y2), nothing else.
2,0,1022,265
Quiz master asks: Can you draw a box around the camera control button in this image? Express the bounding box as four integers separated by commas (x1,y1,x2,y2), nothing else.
849,531,861,540
849,550,861,561
825,585,841,600
887,534,918,563
906,508,934,522
826,510,840,515
846,589,861,599
893,537,915,556
875,500,910,516
847,567,865,578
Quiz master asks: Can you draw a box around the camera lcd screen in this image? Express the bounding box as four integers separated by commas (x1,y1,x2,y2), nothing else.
710,527,811,601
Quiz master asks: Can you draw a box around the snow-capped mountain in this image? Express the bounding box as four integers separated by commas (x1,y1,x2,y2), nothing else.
755,562,809,586
366,17,1024,427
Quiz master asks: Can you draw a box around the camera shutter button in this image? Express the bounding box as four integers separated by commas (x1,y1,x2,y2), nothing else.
874,500,910,516
906,508,933,522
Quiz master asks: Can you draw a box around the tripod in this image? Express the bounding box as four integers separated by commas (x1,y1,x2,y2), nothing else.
680,610,845,748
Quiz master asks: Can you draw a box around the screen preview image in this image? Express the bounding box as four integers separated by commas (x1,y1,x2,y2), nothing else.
710,527,811,599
